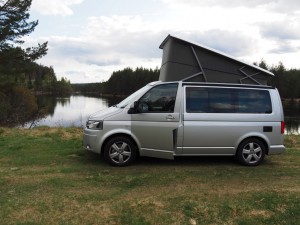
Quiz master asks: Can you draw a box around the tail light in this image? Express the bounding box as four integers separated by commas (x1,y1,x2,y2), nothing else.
281,121,285,134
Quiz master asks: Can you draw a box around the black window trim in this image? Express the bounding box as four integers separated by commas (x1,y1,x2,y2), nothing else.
185,86,273,114
182,82,275,90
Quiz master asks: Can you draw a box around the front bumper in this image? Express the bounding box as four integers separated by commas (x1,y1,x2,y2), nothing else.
82,128,102,154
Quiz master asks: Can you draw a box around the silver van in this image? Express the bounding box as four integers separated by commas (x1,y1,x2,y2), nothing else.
83,35,285,166
83,81,285,166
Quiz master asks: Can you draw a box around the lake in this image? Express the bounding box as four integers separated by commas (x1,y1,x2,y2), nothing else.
25,95,122,128
27,95,300,134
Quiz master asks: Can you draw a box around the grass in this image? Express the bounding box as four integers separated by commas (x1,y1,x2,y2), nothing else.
0,127,299,225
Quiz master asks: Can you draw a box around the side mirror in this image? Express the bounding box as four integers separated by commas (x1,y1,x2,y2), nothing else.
128,101,138,114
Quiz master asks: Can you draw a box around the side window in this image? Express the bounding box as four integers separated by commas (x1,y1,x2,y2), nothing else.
186,88,209,113
237,89,272,114
138,83,178,113
209,88,235,113
186,87,272,114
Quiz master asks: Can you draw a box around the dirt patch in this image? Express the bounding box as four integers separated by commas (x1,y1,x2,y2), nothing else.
8,197,115,225
249,209,273,218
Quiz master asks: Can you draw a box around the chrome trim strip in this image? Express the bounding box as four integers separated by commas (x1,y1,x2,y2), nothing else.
181,147,234,149
176,154,235,156
141,148,174,154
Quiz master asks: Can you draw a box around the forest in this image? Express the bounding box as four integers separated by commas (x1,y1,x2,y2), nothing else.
72,67,160,96
254,60,300,99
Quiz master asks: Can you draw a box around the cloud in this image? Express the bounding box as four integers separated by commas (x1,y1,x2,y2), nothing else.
82,59,121,67
258,21,300,41
268,0,300,13
177,30,257,57
162,0,277,9
163,0,300,12
256,20,300,54
31,0,84,16
30,15,167,83
81,16,166,58
269,42,300,54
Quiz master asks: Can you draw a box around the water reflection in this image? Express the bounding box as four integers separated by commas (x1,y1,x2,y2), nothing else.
27,95,124,128
26,95,300,134
283,101,300,135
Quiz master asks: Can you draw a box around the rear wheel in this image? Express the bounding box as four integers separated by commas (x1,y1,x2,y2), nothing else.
236,138,266,166
103,136,137,167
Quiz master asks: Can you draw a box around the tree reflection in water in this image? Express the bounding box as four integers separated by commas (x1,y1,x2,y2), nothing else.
24,95,124,128
283,100,300,135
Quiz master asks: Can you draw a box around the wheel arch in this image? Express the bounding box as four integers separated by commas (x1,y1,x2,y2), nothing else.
235,135,269,156
100,132,140,157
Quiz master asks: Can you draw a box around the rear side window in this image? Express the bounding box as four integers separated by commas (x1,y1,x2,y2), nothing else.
186,87,272,114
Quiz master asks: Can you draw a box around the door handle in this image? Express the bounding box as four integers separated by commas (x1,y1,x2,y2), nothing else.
166,115,175,120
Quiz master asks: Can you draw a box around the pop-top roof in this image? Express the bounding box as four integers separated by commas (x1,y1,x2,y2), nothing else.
159,35,274,85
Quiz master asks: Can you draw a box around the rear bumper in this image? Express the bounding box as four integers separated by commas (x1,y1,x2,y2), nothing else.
268,145,285,155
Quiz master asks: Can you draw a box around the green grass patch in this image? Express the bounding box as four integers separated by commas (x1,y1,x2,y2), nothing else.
0,127,299,225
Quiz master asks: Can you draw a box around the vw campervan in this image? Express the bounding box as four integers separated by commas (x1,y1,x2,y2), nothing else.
83,35,285,166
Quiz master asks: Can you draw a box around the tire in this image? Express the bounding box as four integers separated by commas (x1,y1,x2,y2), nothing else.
236,138,266,166
103,136,137,167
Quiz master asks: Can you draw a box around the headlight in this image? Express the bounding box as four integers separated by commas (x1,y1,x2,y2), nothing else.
86,120,103,130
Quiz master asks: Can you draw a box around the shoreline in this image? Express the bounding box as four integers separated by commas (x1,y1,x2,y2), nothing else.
282,98,300,104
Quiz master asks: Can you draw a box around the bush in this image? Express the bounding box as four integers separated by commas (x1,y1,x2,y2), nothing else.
0,86,38,127
0,91,10,123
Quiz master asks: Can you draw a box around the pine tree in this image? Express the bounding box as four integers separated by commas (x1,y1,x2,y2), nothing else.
0,0,47,65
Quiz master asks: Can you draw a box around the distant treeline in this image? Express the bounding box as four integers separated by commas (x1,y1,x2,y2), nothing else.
254,60,300,99
72,67,160,96
0,61,72,95
73,62,300,99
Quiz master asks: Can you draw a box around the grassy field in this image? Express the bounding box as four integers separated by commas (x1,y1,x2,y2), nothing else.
0,127,299,225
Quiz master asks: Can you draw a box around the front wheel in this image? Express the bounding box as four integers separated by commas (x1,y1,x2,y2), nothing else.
236,138,266,166
103,136,137,167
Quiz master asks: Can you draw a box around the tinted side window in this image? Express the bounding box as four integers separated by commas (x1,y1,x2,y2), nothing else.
237,89,272,113
186,87,272,114
139,83,178,113
209,88,235,113
186,88,209,113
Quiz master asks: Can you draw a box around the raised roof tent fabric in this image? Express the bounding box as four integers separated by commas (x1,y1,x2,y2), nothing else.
159,35,274,85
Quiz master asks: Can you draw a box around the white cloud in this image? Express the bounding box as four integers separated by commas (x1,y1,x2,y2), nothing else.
163,0,300,12
269,42,300,54
81,15,165,58
259,21,300,41
31,0,84,16
267,0,300,13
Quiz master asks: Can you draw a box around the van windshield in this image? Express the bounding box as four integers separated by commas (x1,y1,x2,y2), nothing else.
116,85,152,108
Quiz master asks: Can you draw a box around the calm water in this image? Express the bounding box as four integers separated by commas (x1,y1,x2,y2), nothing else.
25,95,122,128
27,95,300,134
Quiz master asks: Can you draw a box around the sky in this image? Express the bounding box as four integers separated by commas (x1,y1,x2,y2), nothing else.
26,0,300,83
